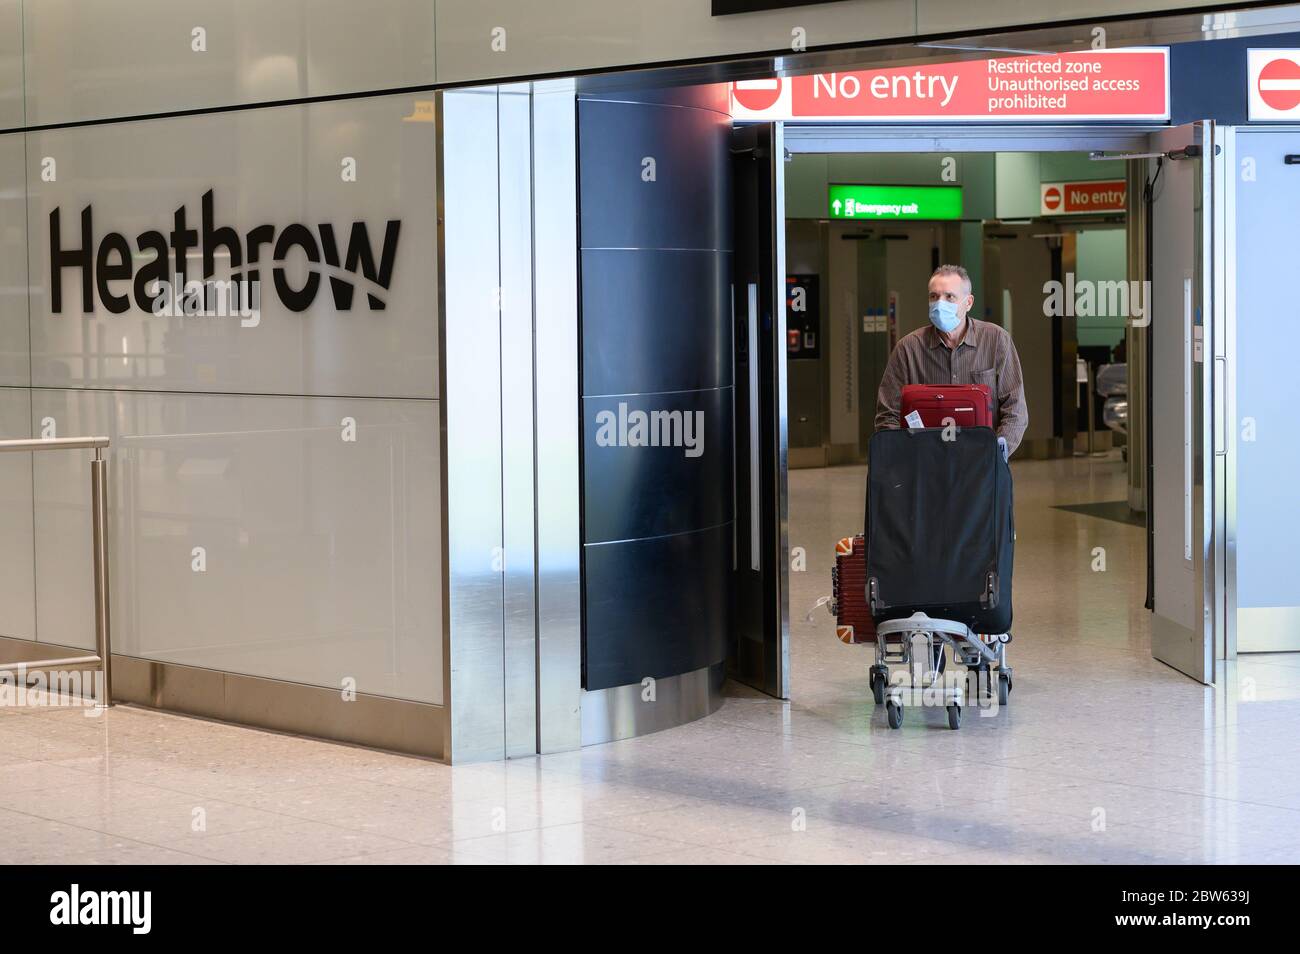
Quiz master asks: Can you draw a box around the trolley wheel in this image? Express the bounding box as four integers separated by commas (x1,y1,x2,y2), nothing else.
886,700,903,729
998,671,1011,706
870,667,886,705
947,704,962,730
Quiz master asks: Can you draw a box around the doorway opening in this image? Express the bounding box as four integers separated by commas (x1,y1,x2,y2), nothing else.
766,123,1221,705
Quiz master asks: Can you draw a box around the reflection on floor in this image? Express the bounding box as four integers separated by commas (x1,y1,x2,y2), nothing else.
1052,498,1146,528
3,453,1298,864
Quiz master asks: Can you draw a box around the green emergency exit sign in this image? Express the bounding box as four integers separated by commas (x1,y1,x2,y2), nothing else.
828,184,963,220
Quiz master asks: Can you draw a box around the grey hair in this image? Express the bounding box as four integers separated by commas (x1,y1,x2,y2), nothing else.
931,264,971,295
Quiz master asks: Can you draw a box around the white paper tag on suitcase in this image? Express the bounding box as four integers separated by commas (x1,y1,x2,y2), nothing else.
904,410,924,430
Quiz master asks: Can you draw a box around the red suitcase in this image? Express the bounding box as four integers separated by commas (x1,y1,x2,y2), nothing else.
831,535,876,644
900,383,993,429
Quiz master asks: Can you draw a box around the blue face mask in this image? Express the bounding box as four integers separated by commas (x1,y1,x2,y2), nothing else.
929,298,962,334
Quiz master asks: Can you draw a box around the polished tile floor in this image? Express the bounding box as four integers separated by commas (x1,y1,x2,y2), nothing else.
4,453,1299,864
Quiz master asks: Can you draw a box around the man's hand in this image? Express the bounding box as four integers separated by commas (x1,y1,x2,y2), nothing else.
997,436,1009,462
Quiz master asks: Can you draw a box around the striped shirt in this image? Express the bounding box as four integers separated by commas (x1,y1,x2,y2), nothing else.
874,317,1029,454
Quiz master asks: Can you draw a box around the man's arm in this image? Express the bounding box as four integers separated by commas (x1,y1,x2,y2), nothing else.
874,346,907,432
995,334,1029,455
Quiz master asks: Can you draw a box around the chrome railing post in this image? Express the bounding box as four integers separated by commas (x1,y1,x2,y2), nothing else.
0,436,113,708
91,447,113,707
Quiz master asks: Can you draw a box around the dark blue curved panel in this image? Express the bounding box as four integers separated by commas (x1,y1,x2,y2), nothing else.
584,523,731,691
583,386,732,543
578,100,730,252
581,248,732,396
578,91,733,692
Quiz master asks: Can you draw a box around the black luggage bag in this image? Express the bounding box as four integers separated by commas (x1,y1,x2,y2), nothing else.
865,426,1014,634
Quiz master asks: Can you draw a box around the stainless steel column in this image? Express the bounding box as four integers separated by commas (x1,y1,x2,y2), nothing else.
439,87,507,762
532,80,583,754
440,83,585,760
499,84,540,758
1126,160,1149,513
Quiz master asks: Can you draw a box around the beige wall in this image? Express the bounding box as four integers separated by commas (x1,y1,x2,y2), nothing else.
1,0,1236,129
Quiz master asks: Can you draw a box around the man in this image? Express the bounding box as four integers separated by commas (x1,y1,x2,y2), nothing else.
875,264,1028,458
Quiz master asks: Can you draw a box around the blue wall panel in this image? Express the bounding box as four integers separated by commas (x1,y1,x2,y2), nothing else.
577,86,733,692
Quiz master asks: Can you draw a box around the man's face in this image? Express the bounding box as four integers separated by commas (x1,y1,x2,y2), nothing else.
928,273,974,321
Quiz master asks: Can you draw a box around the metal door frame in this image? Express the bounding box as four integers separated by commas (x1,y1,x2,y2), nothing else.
1217,125,1237,665
730,121,791,701
782,124,1173,156
1145,121,1223,685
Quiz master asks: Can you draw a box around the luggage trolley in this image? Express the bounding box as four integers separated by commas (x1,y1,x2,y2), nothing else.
856,420,1017,731
868,612,1012,730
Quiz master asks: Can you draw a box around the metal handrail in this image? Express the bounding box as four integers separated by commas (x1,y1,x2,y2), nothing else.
0,436,113,708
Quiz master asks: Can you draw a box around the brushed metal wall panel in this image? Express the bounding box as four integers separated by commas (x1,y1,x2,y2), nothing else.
584,523,730,691
578,99,729,252
103,652,446,759
581,249,732,397
440,87,506,762
582,386,733,544
499,85,538,759
532,81,583,755
26,93,439,400
581,661,724,746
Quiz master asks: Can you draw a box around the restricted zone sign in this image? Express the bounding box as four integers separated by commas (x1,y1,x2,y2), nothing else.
730,48,1169,122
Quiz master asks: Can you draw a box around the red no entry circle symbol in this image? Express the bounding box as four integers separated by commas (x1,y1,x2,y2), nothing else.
1259,57,1300,112
733,78,783,112
1043,186,1062,211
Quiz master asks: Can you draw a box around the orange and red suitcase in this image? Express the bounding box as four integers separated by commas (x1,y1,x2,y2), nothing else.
831,535,875,644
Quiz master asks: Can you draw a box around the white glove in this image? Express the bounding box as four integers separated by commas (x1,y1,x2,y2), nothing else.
997,436,1009,462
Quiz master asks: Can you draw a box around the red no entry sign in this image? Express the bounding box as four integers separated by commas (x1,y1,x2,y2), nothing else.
1041,180,1126,215
732,78,784,112
1248,50,1300,119
1259,57,1300,111
730,48,1169,122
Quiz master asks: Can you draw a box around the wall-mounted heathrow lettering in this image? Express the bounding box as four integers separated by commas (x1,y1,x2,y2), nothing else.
49,190,401,316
